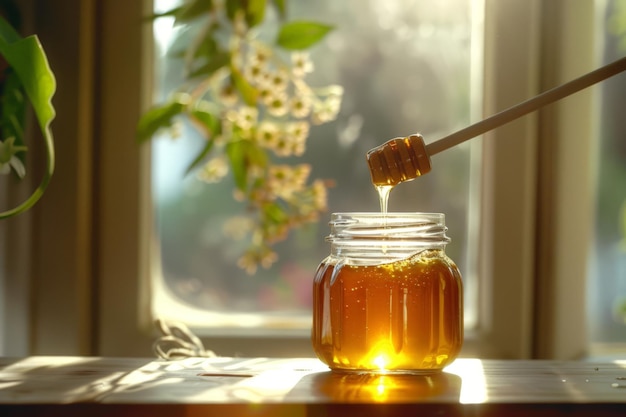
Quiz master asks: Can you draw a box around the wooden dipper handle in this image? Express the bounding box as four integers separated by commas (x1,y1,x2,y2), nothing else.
426,56,626,156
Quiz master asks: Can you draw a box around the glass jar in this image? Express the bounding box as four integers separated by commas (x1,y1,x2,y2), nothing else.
312,212,463,374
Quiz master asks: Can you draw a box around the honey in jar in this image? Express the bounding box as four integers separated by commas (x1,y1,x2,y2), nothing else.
312,213,463,374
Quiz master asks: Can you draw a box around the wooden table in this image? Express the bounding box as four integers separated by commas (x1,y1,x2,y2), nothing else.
1,356,625,416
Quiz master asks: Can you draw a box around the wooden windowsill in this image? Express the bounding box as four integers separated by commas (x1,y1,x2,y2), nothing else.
1,356,625,416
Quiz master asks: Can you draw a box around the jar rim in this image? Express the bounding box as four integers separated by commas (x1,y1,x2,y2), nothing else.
330,212,445,223
328,212,449,241
331,212,445,216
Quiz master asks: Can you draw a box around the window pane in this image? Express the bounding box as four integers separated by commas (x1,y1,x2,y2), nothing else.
588,0,626,347
150,0,481,333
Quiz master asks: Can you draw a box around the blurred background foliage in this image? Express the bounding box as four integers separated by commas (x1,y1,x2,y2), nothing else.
139,0,342,274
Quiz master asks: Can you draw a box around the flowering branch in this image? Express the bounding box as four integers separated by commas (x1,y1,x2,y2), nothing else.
138,0,342,273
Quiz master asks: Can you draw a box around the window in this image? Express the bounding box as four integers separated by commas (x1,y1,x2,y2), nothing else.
6,0,620,359
149,0,482,340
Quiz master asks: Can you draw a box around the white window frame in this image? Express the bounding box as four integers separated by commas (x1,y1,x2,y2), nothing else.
532,0,598,359
0,0,599,359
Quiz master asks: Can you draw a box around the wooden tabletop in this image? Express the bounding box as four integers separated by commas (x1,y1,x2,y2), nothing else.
0,356,625,416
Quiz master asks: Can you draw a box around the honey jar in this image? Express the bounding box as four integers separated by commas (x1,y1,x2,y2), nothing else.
312,212,463,374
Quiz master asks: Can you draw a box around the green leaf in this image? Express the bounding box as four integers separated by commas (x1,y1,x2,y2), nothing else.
0,15,57,219
174,0,214,24
0,137,27,163
191,32,219,60
187,50,230,79
0,70,27,146
246,140,268,168
225,0,267,28
0,18,55,140
136,95,189,143
182,24,226,78
190,107,221,136
246,0,267,28
185,107,222,174
225,138,268,191
271,0,287,20
226,139,249,191
230,64,259,106
143,6,183,21
263,202,288,224
185,137,215,175
225,0,244,22
276,21,334,50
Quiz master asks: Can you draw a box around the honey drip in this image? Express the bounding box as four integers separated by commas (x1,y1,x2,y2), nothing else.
376,185,393,214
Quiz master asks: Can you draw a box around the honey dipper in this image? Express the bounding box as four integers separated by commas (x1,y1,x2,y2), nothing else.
367,56,626,186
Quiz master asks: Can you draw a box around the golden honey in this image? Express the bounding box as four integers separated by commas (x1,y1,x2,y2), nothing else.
311,213,463,374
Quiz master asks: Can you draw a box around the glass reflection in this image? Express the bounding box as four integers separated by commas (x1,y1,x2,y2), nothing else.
304,370,462,403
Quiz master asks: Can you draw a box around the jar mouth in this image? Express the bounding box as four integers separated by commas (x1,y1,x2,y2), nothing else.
330,212,445,225
327,212,451,256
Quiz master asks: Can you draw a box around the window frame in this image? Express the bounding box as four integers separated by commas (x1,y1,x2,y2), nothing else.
532,0,597,359
462,0,542,359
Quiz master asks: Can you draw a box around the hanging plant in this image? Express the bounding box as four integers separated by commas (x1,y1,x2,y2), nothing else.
0,13,56,219
137,0,342,274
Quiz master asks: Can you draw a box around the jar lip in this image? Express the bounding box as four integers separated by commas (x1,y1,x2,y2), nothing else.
330,212,445,223
331,212,444,216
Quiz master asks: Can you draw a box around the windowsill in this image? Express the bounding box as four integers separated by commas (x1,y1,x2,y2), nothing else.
1,356,625,416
